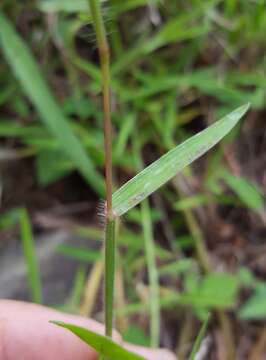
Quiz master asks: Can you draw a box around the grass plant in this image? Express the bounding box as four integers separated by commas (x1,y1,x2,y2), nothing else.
49,1,249,357
1,0,260,358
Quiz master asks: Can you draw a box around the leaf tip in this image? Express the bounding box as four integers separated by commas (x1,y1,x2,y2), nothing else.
49,320,64,327
240,102,251,114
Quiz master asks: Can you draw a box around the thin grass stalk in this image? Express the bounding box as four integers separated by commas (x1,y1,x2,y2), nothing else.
19,208,42,304
88,0,112,213
88,0,115,339
104,219,115,337
188,314,210,360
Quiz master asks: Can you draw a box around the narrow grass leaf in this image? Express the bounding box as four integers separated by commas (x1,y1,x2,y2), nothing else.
51,321,145,360
56,244,101,263
39,0,149,14
39,0,89,12
222,170,264,210
0,12,104,195
145,20,209,54
19,208,42,304
188,314,211,360
174,194,210,211
141,200,160,347
0,121,44,138
113,104,250,216
66,267,87,311
134,133,160,347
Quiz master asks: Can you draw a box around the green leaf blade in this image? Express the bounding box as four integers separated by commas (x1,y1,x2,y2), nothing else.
222,170,264,210
113,104,250,217
51,321,145,360
188,314,211,360
39,0,89,13
19,208,42,304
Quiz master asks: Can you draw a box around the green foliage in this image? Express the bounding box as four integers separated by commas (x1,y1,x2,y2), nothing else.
1,0,265,357
64,267,87,312
39,0,90,13
116,271,240,315
145,11,211,53
181,272,239,309
0,208,44,303
56,244,101,263
51,321,145,360
159,259,194,276
0,12,105,195
0,208,42,303
140,200,160,347
123,326,150,347
239,286,266,320
222,170,264,210
36,150,73,186
174,195,210,211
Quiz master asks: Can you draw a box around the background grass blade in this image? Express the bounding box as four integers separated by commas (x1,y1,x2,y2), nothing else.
188,314,211,360
222,170,264,210
0,12,105,195
133,132,160,347
140,200,160,347
51,321,145,360
19,208,42,304
39,0,89,12
112,104,250,216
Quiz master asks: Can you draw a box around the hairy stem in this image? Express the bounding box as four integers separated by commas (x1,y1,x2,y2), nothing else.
88,0,114,340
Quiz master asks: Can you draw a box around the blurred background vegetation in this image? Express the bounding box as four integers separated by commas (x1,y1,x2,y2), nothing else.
0,0,265,359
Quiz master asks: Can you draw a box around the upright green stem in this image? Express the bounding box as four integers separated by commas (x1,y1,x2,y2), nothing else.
88,0,112,214
104,219,115,337
88,0,115,339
